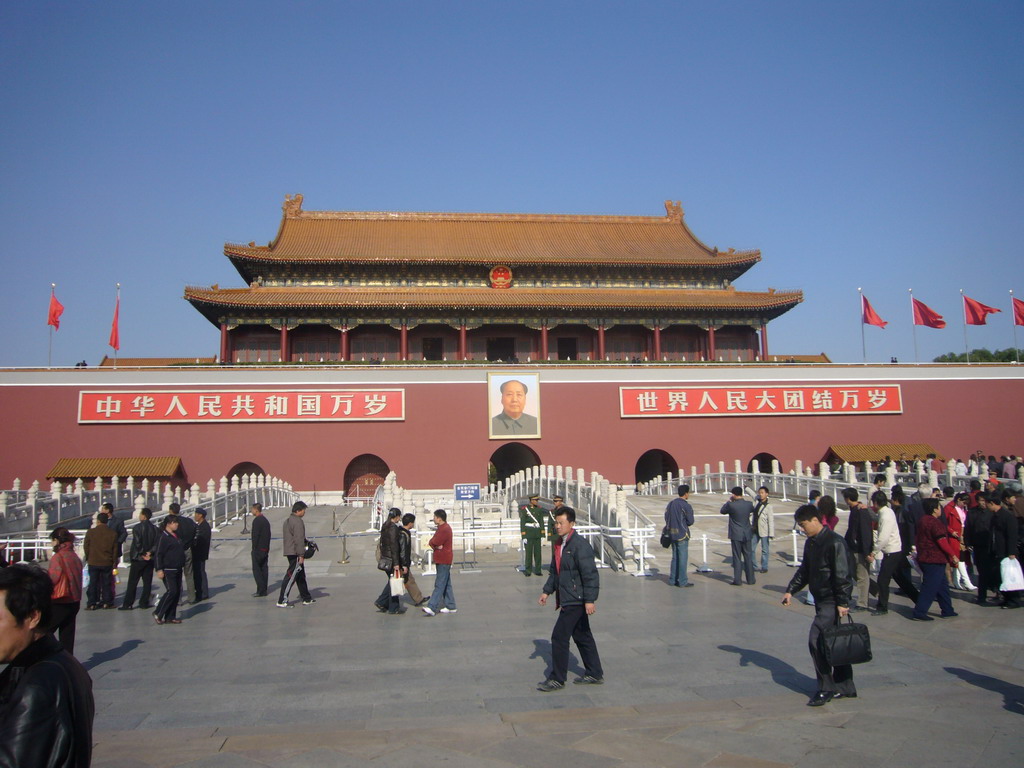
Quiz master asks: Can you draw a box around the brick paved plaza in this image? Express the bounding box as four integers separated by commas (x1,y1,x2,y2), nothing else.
80,498,1022,767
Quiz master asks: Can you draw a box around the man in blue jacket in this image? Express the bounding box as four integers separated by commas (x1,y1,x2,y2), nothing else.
665,484,695,587
536,507,604,691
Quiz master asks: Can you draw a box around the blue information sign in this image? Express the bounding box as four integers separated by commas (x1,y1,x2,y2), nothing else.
454,483,482,501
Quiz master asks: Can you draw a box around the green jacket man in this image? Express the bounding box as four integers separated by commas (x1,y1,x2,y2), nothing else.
520,494,546,576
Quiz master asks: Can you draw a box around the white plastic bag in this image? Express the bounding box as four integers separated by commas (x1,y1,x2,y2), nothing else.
999,557,1024,592
389,575,406,597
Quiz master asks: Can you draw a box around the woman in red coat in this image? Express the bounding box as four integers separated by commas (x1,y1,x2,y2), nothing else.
47,527,84,654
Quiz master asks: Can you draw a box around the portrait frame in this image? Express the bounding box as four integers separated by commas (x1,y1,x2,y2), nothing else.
488,371,541,440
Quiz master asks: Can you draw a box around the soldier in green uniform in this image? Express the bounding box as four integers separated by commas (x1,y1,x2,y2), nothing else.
520,494,546,576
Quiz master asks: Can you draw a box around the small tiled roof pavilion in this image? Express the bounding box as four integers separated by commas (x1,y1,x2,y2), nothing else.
185,195,802,363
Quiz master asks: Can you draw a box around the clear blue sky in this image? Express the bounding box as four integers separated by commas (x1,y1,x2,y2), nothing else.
3,1,1022,366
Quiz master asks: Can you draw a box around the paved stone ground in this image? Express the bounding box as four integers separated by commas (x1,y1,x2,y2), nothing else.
71,497,1023,767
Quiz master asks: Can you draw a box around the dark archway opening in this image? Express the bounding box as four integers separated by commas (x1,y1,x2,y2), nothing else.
227,461,266,480
634,449,679,485
344,454,390,499
488,443,541,486
747,452,781,473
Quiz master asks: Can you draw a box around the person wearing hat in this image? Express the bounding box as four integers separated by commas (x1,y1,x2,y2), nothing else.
520,495,546,576
549,495,565,543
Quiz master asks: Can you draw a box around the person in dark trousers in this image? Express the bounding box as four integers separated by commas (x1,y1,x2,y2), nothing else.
250,503,271,597
47,527,84,654
375,508,403,613
153,515,185,625
192,508,212,602
169,503,197,605
537,507,604,692
665,484,695,587
103,501,128,605
782,505,856,706
966,492,998,605
991,490,1020,609
277,501,313,607
120,507,158,610
841,488,873,611
83,511,118,609
867,491,919,615
912,498,959,620
0,564,95,768
720,487,756,585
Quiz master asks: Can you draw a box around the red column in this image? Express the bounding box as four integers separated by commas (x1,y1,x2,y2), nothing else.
760,322,768,360
340,326,350,362
400,323,408,361
219,323,229,364
597,325,606,360
708,327,716,361
280,326,288,362
458,324,467,361
652,326,662,361
540,324,548,360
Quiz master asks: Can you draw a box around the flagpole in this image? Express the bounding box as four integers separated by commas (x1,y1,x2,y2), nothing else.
1013,290,1020,364
858,287,866,364
909,289,919,363
960,289,971,364
48,283,55,368
113,283,120,367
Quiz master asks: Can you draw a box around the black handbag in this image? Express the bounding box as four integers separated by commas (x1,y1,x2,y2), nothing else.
660,527,672,549
820,614,872,666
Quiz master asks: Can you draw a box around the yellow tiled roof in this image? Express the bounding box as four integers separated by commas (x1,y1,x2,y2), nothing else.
47,457,184,480
827,444,945,464
225,199,761,269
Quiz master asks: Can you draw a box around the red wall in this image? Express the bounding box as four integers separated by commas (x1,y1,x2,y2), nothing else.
1,366,1021,490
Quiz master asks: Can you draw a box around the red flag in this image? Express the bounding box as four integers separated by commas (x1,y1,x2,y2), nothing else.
861,294,887,328
912,298,946,329
109,295,120,350
47,293,64,330
963,295,1000,326
1013,297,1024,327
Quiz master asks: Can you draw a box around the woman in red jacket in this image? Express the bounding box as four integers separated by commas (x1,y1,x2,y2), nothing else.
47,527,84,654
912,499,959,621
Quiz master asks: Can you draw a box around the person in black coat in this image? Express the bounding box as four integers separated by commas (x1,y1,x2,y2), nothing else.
168,503,198,604
991,491,1020,609
783,505,856,706
249,503,271,597
120,507,158,610
374,509,403,613
841,488,873,611
0,564,94,768
192,508,212,602
153,516,186,625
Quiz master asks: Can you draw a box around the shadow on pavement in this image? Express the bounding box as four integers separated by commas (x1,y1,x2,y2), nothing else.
82,638,144,671
530,638,584,679
718,644,815,694
945,667,1024,715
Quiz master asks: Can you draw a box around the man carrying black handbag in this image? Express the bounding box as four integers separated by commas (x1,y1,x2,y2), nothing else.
782,504,857,706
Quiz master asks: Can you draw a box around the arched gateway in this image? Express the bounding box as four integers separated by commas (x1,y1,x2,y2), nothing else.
489,443,541,486
634,449,679,485
344,454,389,499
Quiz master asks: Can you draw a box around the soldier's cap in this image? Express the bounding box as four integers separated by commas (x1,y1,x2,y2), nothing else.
529,494,539,500
553,495,564,502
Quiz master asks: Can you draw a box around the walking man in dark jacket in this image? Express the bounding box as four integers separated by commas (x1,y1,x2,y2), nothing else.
783,505,856,706
842,488,873,611
120,507,158,610
169,503,198,605
250,503,271,597
721,487,756,585
0,564,94,767
537,507,604,691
